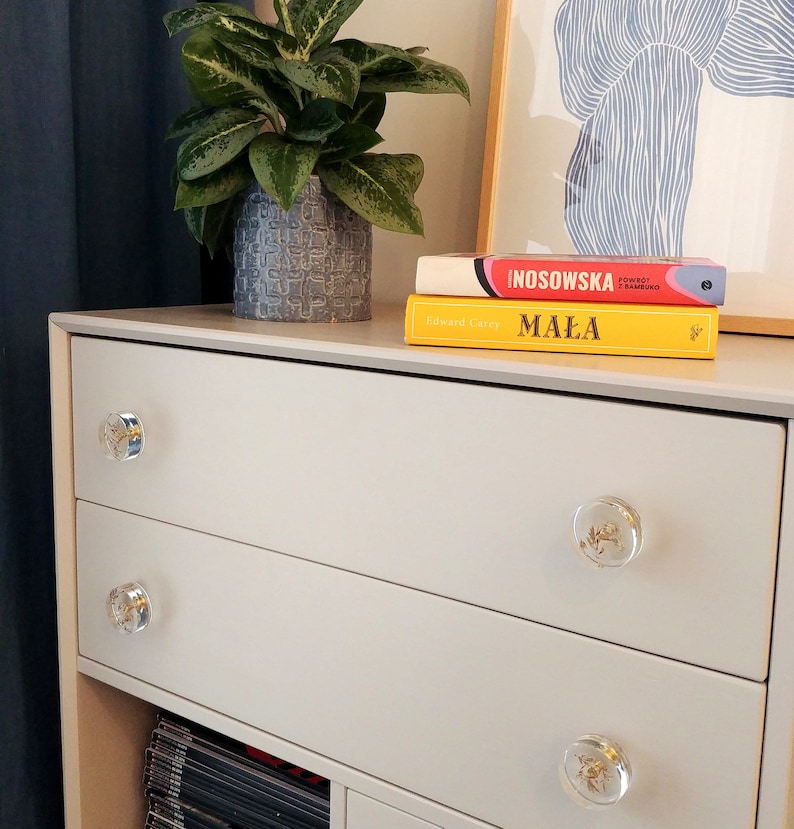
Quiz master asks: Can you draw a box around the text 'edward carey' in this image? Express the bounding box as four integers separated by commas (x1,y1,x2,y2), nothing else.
425,315,501,330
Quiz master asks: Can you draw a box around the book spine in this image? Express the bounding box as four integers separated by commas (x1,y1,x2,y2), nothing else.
404,295,718,359
152,726,329,806
149,739,329,824
157,714,330,797
148,794,235,829
415,255,726,306
146,751,327,829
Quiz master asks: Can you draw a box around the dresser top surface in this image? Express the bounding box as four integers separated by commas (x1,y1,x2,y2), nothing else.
50,303,794,418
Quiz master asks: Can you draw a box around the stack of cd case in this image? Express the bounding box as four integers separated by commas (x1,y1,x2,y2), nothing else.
143,712,330,829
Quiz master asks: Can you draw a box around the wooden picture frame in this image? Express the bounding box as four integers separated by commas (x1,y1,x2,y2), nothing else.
477,0,794,337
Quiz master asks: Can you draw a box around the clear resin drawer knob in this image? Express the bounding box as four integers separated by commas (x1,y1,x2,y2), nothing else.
570,496,643,568
106,582,152,634
560,734,632,809
101,412,144,461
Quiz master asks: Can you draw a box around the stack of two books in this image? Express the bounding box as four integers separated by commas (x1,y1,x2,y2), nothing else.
405,254,726,359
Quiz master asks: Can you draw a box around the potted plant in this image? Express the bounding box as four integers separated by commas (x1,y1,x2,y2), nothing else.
164,0,470,321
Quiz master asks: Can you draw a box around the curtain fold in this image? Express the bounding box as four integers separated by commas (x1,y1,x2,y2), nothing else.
1,1,208,825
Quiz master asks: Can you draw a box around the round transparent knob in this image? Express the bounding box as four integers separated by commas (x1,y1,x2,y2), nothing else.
106,582,152,634
570,496,643,568
101,412,144,461
560,734,632,809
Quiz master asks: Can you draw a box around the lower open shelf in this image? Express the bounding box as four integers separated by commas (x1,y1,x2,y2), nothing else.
64,670,494,829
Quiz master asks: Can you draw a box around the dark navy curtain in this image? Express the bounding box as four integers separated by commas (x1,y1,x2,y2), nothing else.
0,1,221,825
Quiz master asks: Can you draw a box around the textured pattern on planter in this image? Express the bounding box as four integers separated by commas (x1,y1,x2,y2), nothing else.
233,177,372,322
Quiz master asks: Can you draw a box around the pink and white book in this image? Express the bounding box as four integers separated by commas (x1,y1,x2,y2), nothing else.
415,253,726,306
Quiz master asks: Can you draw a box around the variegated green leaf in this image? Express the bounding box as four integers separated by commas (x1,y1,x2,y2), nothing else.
166,104,218,140
285,0,313,17
285,98,344,141
174,157,253,208
273,0,296,37
273,0,315,43
202,197,239,256
248,133,321,211
183,188,239,256
177,108,263,180
184,205,207,243
163,2,258,37
203,2,259,16
293,0,365,56
206,23,280,69
319,124,382,163
317,153,424,235
334,40,424,75
164,7,216,37
393,152,424,195
260,70,304,120
274,52,359,106
347,91,385,129
360,56,471,102
209,15,299,56
182,30,280,114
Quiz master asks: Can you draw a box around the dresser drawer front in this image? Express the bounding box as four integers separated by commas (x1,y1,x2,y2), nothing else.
346,793,443,829
71,336,784,679
77,504,765,829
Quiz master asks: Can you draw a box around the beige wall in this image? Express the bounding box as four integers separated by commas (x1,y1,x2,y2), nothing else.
254,0,498,303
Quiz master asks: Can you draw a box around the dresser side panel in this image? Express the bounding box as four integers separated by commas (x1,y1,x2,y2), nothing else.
50,320,155,829
50,320,82,828
758,420,794,829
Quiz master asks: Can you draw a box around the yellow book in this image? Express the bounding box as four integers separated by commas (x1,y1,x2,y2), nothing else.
404,294,718,359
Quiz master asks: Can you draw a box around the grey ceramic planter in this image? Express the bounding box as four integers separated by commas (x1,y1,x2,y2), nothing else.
233,176,372,322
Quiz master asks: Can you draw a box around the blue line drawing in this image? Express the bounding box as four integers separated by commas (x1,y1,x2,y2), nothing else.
554,0,794,256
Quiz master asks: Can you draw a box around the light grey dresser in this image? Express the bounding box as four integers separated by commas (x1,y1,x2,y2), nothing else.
49,304,794,829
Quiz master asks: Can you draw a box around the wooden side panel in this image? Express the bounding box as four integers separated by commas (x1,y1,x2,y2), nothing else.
757,421,794,829
75,679,155,829
50,319,155,829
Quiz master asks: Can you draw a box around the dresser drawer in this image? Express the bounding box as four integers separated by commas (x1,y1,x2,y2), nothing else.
346,793,443,829
71,336,784,679
77,503,765,829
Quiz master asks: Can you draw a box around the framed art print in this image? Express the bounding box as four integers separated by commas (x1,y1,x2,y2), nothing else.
478,0,794,335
